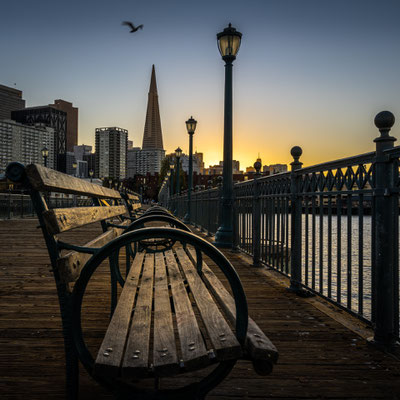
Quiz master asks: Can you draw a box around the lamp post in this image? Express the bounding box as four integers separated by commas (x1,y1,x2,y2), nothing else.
169,163,175,197
41,146,49,168
89,169,94,182
166,171,171,207
183,117,197,224
175,147,182,195
214,23,242,248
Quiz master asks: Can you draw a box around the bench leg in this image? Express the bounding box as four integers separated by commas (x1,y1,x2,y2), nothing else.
57,289,80,399
110,252,119,317
65,346,79,400
59,315,79,399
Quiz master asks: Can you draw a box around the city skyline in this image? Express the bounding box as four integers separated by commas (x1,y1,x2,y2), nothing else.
1,0,400,169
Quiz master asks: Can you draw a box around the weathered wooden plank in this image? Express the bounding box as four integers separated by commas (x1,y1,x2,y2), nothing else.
125,193,139,201
122,253,154,377
152,252,179,375
188,248,279,373
93,252,144,378
164,250,209,370
43,205,127,234
26,164,121,199
57,219,130,283
175,247,241,360
131,203,141,210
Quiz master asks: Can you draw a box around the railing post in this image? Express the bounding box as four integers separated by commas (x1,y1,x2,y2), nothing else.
207,180,212,236
200,187,206,232
371,111,397,350
193,186,198,227
217,175,223,231
232,186,240,252
288,146,306,294
252,161,262,266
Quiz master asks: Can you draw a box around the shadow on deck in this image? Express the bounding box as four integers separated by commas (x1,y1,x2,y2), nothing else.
0,219,399,399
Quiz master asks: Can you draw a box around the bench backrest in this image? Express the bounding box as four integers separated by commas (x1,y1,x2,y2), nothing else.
120,191,142,218
6,162,138,289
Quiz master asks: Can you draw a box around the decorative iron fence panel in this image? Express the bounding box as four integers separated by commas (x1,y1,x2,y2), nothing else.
165,112,400,346
297,155,375,322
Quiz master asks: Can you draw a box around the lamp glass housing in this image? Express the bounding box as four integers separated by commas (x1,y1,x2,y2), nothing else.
217,24,242,58
175,147,182,158
41,146,49,158
185,117,197,134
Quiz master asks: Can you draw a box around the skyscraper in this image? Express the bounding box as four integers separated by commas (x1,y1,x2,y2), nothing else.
135,65,165,175
49,99,78,152
95,127,128,179
0,84,25,120
12,106,67,171
142,65,163,150
0,119,55,171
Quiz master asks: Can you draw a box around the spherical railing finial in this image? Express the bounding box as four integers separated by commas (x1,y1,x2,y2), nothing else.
374,111,395,131
374,111,396,150
290,146,303,171
291,146,302,160
253,161,261,173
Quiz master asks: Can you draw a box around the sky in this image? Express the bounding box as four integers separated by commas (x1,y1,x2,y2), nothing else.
1,0,400,169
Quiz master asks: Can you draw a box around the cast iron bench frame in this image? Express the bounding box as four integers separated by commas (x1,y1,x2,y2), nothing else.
6,162,278,400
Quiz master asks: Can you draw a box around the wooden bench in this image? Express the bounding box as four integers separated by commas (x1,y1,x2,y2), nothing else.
120,190,142,219
6,162,278,400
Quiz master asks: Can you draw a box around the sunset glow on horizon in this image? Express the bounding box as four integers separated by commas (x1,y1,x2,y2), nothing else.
1,0,399,171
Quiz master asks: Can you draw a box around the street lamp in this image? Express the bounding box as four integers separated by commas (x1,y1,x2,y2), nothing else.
41,146,49,168
214,23,242,248
72,161,77,177
175,147,182,195
89,169,94,182
183,117,197,224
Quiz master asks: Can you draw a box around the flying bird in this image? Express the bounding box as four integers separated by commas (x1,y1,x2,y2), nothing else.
122,21,143,33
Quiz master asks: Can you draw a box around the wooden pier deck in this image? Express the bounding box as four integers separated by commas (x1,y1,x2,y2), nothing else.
1,218,400,399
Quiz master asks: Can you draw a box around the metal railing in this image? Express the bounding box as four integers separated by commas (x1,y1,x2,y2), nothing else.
167,112,399,349
0,193,35,219
0,193,91,220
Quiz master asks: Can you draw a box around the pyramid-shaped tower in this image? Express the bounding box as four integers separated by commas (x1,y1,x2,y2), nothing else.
142,65,164,150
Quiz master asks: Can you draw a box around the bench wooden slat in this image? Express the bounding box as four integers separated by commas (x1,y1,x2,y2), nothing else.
175,248,241,360
131,203,141,210
43,205,127,234
164,250,209,370
153,252,179,374
187,248,279,368
122,253,155,377
94,253,145,379
26,164,121,199
125,193,139,200
57,220,130,284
